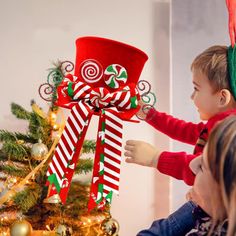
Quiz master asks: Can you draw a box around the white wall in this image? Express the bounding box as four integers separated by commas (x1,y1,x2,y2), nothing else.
171,0,229,210
151,0,171,219
0,0,167,235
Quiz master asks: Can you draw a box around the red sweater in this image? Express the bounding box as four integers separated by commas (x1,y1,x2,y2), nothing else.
145,108,236,185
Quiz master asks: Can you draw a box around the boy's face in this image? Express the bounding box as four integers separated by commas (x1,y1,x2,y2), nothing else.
191,70,220,120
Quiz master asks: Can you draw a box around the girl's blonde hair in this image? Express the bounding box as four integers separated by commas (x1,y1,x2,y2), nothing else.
207,115,236,236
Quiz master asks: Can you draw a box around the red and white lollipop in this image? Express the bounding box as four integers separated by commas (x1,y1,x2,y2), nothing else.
80,59,103,83
104,64,128,89
90,87,112,108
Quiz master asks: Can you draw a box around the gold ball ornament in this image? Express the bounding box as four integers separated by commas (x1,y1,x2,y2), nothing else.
54,223,73,236
101,218,120,236
52,123,60,131
31,140,48,161
10,219,32,236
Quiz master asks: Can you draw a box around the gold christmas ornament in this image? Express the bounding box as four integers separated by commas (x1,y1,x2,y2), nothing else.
101,218,119,236
53,124,60,131
10,219,32,236
54,223,73,236
31,140,48,161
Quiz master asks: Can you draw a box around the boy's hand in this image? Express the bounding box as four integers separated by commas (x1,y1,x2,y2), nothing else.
124,140,160,168
136,100,151,120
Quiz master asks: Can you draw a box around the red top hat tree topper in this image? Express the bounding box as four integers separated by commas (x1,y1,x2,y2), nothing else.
74,36,148,90
46,36,148,210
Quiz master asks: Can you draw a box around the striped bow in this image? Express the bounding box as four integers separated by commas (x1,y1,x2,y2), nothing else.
46,74,140,210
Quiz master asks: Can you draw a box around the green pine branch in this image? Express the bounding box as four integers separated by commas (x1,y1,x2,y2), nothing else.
10,102,52,147
64,183,92,216
0,130,37,143
2,142,30,161
14,132,38,143
13,184,41,213
75,158,93,175
0,130,17,142
11,103,32,120
0,164,30,178
33,167,48,186
28,113,41,139
63,182,110,217
28,112,52,147
82,140,96,154
0,149,8,161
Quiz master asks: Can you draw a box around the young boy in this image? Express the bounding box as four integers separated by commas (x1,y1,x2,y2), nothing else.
124,45,236,235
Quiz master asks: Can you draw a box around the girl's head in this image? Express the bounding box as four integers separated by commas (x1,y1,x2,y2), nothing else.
190,115,236,235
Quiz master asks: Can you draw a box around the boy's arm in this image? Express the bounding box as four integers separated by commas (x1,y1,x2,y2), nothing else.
157,151,196,186
124,140,196,186
145,108,204,145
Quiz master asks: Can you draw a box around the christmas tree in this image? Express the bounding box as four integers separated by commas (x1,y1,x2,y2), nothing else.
0,62,119,236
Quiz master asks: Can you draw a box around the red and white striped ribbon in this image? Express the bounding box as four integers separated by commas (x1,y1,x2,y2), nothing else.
103,110,123,199
46,101,92,202
46,74,139,207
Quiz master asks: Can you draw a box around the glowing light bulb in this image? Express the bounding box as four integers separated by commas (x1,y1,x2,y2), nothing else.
46,225,51,231
50,112,57,122
53,124,59,131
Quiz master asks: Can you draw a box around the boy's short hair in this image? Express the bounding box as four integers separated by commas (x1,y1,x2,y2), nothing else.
191,45,230,93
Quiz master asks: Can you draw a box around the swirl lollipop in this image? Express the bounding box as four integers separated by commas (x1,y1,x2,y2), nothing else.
104,64,128,89
90,87,112,108
80,59,103,83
